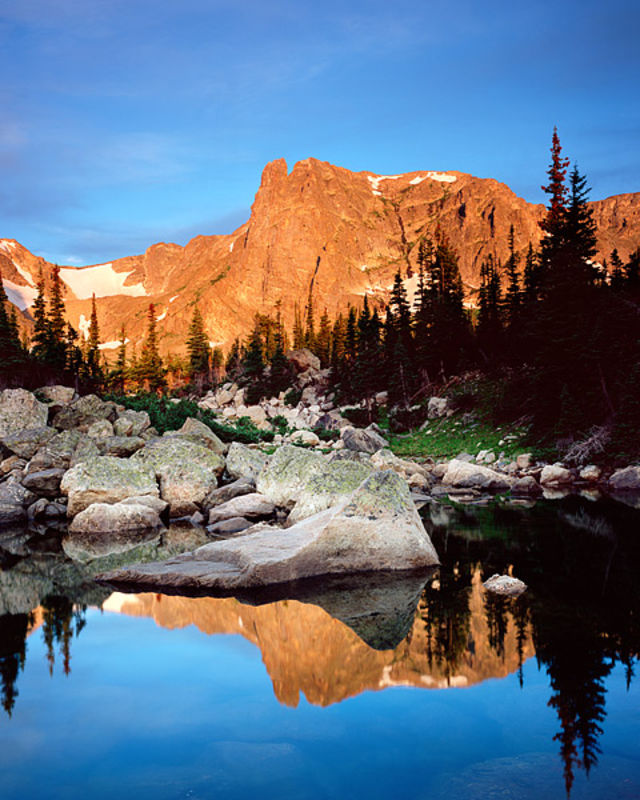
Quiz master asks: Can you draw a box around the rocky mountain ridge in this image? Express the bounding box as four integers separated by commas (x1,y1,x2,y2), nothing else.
2,158,639,356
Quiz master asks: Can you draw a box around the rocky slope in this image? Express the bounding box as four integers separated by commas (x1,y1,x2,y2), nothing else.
2,159,639,355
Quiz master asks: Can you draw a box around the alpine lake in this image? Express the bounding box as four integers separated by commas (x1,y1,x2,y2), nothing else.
1,493,639,800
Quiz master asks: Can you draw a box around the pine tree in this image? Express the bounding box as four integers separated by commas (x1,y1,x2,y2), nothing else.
0,273,23,374
316,309,332,367
242,317,266,403
138,303,166,392
186,305,210,383
292,303,304,349
31,269,49,361
304,282,315,349
504,225,521,327
84,293,102,385
47,265,67,369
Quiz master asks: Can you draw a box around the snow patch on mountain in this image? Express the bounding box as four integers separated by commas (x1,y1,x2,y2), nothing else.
169,295,179,303
99,339,129,351
0,240,16,253
424,171,456,183
12,261,35,287
367,174,402,193
156,310,167,321
60,264,147,299
2,279,38,310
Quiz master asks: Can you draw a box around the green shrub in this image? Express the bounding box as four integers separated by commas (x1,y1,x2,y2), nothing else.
284,388,302,407
105,392,273,444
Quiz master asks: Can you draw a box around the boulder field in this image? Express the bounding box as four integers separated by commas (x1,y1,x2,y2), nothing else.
1,385,638,591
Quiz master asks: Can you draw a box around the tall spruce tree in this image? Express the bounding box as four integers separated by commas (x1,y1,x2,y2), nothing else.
187,305,210,383
138,303,166,391
84,293,102,385
47,265,67,369
0,274,23,374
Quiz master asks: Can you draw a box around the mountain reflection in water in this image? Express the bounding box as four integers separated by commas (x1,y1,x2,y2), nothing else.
0,495,639,797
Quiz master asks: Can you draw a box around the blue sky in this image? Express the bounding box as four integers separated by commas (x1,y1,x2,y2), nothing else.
1,0,638,266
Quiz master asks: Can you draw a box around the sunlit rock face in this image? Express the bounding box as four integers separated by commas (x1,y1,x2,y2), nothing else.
2,159,639,353
103,569,534,708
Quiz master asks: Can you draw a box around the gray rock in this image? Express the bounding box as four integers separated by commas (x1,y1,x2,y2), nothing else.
288,458,373,523
511,475,542,496
540,463,573,487
256,444,326,507
0,389,49,437
442,459,512,493
69,501,164,534
52,394,118,431
1,426,56,459
483,573,527,597
341,425,389,454
608,466,640,491
61,456,159,516
97,470,440,591
207,516,254,535
203,476,256,510
315,411,348,431
427,396,449,419
113,409,150,437
36,385,75,406
290,429,321,446
286,348,321,373
132,437,225,517
119,495,169,515
0,477,36,508
21,467,66,497
516,453,533,470
0,503,25,525
103,435,146,457
87,419,114,439
165,417,226,454
225,442,267,482
208,493,275,524
579,464,601,483
28,430,85,472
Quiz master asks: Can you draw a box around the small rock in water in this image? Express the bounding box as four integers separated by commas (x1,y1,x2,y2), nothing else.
483,573,527,597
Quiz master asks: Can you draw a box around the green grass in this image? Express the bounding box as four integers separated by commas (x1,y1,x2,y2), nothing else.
380,413,532,462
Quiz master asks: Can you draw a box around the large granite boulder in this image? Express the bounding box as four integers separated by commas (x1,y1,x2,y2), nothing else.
256,445,326,507
2,426,56,459
207,493,275,525
0,389,49,437
442,459,512,493
132,437,225,517
61,456,159,516
341,425,389,454
102,435,146,457
113,409,151,437
69,501,165,534
36,385,75,406
287,458,373,523
203,477,255,510
26,429,100,475
97,470,440,591
0,477,35,525
540,463,573,487
286,348,320,373
371,448,432,483
52,394,118,431
21,467,67,497
164,417,226,454
609,466,640,491
225,442,267,482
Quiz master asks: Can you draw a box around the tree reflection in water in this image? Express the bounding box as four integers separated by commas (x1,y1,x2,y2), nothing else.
0,495,639,797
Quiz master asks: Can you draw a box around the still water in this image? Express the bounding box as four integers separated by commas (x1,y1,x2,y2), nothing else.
0,496,639,799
